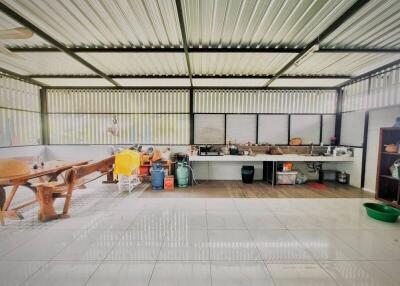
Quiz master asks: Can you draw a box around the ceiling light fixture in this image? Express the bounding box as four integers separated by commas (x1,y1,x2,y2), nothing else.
294,44,319,67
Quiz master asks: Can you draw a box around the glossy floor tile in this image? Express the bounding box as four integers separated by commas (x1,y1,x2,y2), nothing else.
159,229,209,261
209,229,261,261
211,261,275,286
250,230,314,262
0,261,46,286
85,262,155,286
291,230,364,261
0,182,398,286
371,260,400,285
267,263,337,286
21,261,100,286
321,261,398,286
149,262,211,286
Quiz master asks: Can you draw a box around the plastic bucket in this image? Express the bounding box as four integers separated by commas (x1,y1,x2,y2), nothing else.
363,203,400,223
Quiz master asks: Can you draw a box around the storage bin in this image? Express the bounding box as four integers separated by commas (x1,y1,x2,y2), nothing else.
276,171,298,185
241,165,255,184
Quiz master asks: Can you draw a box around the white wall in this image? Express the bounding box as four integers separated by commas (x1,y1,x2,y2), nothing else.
364,106,400,193
340,111,365,146
0,145,45,159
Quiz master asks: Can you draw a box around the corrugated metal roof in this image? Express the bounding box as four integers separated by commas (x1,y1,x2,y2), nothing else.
190,53,295,76
182,0,356,48
285,53,400,77
0,52,96,75
3,0,182,48
32,77,113,87
322,0,400,49
269,78,348,87
78,52,188,75
114,78,191,87
193,78,267,87
0,11,50,47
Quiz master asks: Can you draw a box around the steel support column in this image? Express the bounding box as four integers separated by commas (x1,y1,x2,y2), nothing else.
40,88,49,145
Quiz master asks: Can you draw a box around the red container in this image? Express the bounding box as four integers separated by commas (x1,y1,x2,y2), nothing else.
164,176,174,191
139,165,150,176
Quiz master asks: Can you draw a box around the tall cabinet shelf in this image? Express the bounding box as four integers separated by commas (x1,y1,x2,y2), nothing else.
376,128,400,208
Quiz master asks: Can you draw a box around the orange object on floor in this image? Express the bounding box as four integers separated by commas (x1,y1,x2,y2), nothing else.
164,176,174,190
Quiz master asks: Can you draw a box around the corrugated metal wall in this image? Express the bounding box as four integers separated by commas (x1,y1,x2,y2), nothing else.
47,89,190,144
194,89,337,113
0,76,41,147
0,76,40,111
342,64,400,112
47,89,189,113
48,114,189,145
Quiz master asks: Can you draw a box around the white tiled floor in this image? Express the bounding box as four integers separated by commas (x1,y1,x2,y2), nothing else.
1,182,400,286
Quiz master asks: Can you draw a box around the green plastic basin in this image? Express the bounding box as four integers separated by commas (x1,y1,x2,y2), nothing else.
363,203,400,223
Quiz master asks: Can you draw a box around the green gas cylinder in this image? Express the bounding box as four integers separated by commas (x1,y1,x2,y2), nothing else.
176,162,189,187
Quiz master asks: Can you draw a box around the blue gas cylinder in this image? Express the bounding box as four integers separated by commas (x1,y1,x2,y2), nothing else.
151,163,165,190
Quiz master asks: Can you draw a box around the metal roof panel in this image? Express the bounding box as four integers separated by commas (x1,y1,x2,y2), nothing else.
3,0,182,48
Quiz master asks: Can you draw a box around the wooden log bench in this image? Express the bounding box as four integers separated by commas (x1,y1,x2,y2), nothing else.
36,156,115,222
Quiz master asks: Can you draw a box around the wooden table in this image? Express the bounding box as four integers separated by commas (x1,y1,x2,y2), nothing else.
0,160,88,220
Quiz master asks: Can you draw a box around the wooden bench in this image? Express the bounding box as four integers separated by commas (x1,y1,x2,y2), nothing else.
36,156,115,222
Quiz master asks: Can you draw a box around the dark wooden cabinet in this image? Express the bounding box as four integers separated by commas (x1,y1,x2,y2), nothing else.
376,128,400,208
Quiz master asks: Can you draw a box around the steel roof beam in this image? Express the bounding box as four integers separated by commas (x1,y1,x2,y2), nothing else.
44,86,338,91
264,0,371,87
0,67,47,86
29,74,351,79
8,47,400,53
0,3,119,87
175,0,193,87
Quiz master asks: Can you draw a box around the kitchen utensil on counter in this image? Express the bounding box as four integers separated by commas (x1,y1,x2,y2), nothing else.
221,146,229,155
269,146,283,155
199,145,221,156
334,147,348,156
229,145,239,155
289,138,302,146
